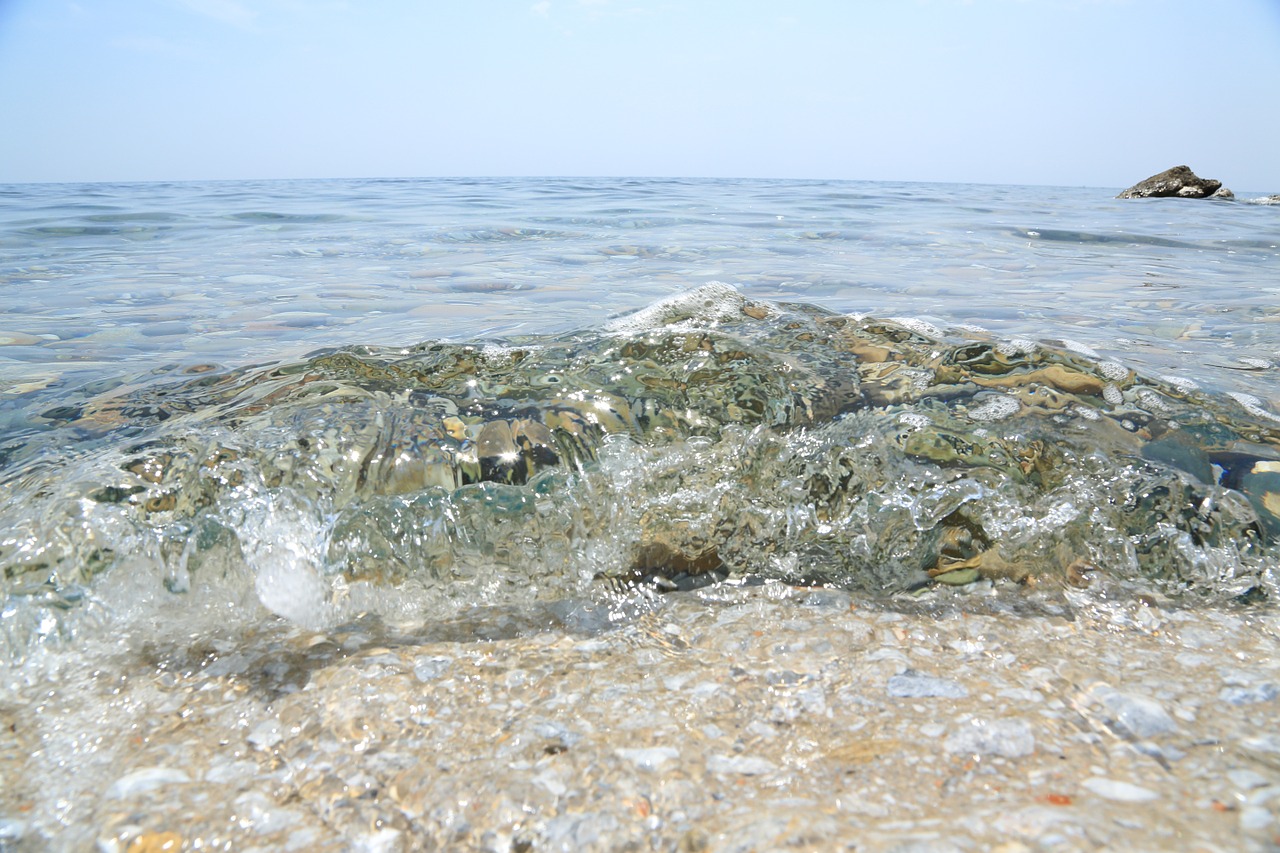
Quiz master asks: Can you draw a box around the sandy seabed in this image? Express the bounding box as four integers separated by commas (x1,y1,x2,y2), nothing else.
3,580,1280,852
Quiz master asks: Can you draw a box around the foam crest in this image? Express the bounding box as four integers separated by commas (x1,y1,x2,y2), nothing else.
604,281,745,335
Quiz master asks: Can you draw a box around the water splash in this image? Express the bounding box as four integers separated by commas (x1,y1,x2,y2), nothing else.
2,284,1279,659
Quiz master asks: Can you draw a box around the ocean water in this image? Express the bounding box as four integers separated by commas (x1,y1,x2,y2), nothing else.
3,178,1280,848
4,177,1279,397
2,175,1280,845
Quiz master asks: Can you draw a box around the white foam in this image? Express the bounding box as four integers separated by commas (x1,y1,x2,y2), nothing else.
888,317,943,339
1159,375,1200,394
967,394,1020,422
1103,384,1124,406
897,412,932,431
1135,388,1171,413
236,493,335,630
1228,392,1280,424
1061,339,1102,360
1099,361,1129,381
605,282,745,335
995,338,1037,356
481,341,541,360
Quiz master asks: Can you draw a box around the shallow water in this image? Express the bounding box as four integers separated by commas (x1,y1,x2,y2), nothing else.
2,178,1280,850
3,178,1279,399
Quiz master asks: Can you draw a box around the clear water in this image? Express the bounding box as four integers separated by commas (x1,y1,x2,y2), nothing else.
3,177,1278,399
2,177,1280,660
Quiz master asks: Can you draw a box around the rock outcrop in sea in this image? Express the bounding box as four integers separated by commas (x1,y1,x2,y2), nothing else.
1117,165,1227,199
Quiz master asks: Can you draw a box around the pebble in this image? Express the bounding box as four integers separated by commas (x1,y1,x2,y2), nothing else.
614,746,679,770
247,720,284,750
543,812,618,848
1239,806,1273,831
122,831,184,852
887,671,969,699
991,806,1075,839
234,791,301,835
105,767,191,799
943,719,1036,758
204,759,258,784
412,655,452,681
532,721,581,747
1090,685,1178,738
7,555,1280,850
1227,768,1271,791
1080,777,1158,802
0,819,26,843
1218,683,1279,706
1248,786,1280,806
707,755,777,775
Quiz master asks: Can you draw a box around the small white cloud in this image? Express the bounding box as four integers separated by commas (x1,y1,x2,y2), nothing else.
112,35,200,59
179,0,258,30
531,1,551,16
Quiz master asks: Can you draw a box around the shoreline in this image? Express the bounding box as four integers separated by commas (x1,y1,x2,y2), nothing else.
4,582,1279,850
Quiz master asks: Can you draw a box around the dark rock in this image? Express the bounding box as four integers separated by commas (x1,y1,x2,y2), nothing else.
1117,165,1223,199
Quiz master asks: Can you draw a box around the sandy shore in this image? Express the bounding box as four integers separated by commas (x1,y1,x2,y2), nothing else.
2,580,1279,851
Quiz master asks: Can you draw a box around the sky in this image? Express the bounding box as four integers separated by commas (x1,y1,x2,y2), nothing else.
0,0,1278,189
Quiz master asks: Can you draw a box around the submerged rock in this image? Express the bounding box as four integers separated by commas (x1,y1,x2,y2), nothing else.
1117,165,1225,199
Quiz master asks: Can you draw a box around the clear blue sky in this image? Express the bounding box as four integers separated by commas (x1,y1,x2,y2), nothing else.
1,0,1277,189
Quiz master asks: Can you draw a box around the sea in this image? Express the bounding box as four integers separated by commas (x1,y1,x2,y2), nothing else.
2,177,1280,850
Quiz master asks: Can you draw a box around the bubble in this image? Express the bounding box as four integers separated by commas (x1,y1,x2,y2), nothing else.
1135,389,1170,413
1159,375,1200,394
995,338,1037,356
897,412,932,431
1103,384,1123,406
1228,393,1280,424
481,342,540,361
1099,361,1129,381
967,394,1020,422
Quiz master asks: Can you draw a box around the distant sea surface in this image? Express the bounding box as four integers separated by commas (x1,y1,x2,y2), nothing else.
3,177,1278,401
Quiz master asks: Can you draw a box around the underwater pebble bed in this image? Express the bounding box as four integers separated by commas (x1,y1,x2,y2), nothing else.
3,582,1279,852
